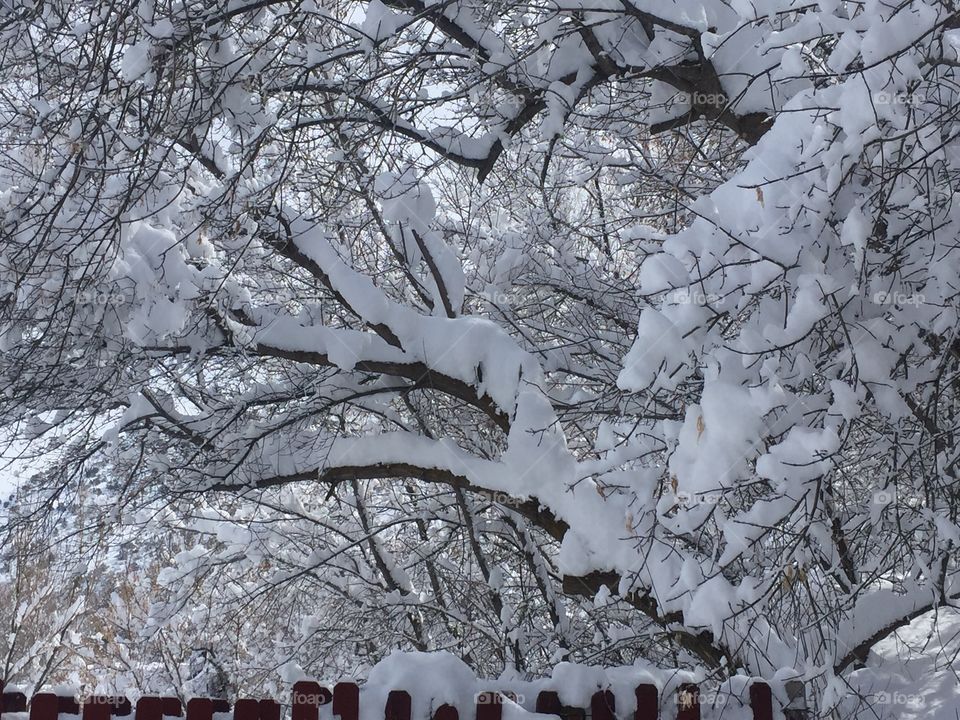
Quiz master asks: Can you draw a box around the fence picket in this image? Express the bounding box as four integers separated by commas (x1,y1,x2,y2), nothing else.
135,697,182,720
432,705,457,720
29,694,79,720
333,683,359,720
26,694,56,720
535,691,585,720
474,692,501,720
535,691,561,717
1,684,27,714
748,683,772,720
185,698,230,720
590,691,614,720
675,685,699,720
634,685,657,720
233,699,279,720
783,680,807,720
292,682,331,720
82,696,131,720
384,692,410,720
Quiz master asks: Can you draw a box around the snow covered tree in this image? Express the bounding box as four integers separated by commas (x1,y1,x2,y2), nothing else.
2,0,960,708
0,516,90,693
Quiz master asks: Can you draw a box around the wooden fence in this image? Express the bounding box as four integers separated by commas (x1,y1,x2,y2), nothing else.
0,678,808,720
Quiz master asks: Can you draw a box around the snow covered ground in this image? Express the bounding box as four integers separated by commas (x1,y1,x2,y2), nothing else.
839,609,960,720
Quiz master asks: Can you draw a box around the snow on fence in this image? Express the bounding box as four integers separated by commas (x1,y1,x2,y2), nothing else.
0,677,807,720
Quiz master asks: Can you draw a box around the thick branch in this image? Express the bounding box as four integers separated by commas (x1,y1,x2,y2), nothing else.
206,460,568,542
562,571,728,668
208,459,731,668
248,341,512,433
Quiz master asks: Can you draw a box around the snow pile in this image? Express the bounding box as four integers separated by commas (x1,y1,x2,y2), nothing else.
834,609,960,720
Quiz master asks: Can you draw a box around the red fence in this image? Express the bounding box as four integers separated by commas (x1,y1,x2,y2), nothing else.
1,678,805,720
